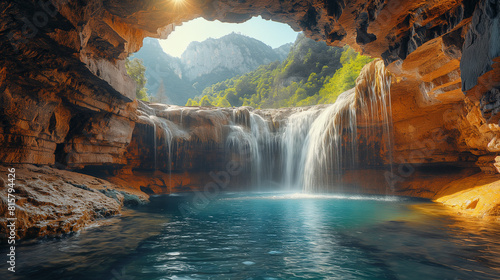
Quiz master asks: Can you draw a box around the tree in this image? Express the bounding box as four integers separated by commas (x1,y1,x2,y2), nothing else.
200,96,213,107
151,81,169,104
125,58,149,101
186,98,199,106
217,97,231,107
340,46,358,65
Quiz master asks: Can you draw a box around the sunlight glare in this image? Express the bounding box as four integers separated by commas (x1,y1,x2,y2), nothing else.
172,0,187,8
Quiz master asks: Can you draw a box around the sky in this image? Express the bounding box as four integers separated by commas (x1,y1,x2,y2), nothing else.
159,16,300,57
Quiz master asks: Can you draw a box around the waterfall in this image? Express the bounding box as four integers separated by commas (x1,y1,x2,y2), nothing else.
140,60,392,193
356,61,394,181
280,109,322,189
149,115,177,191
225,111,275,186
157,118,174,188
301,90,358,192
278,60,392,192
249,113,275,185
226,124,259,184
301,60,393,192
148,115,158,171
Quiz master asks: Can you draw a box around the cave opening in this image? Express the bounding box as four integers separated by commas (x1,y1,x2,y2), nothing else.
129,16,374,110
124,15,395,190
54,142,67,167
126,18,394,193
3,1,500,279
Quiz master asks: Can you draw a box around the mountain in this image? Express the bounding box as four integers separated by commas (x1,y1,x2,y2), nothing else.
181,33,290,85
187,33,374,108
273,42,293,61
131,39,196,105
132,33,292,105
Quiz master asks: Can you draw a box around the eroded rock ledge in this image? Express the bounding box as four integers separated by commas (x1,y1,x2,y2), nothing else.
0,164,147,241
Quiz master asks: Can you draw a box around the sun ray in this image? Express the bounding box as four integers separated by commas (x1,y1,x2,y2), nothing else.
171,0,189,9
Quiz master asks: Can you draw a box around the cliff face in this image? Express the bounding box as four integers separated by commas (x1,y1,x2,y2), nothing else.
180,33,288,82
0,0,500,228
133,34,291,105
0,0,139,168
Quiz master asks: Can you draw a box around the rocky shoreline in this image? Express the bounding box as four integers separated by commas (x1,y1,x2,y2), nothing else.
0,165,147,241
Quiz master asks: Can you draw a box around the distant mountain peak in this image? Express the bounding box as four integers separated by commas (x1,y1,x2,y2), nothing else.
180,33,286,81
142,37,162,47
133,35,295,105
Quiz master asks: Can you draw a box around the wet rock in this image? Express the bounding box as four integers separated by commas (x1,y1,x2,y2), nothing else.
98,188,146,207
0,165,126,240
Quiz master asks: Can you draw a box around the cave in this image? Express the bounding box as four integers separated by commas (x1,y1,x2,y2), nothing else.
1,0,500,278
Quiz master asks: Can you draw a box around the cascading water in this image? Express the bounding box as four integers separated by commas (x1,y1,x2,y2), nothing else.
148,115,158,171
149,115,178,191
225,111,276,186
300,90,358,192
301,60,393,192
226,124,259,184
142,60,392,193
249,113,275,185
278,60,393,192
157,118,174,187
356,61,394,182
222,60,392,192
280,108,322,189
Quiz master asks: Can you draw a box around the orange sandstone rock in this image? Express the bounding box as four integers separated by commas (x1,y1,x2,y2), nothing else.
0,165,147,241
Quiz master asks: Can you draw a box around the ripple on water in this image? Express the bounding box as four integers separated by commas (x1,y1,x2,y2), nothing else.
2,193,499,280
268,250,283,255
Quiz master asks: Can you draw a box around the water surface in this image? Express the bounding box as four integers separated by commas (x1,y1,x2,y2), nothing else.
2,192,499,280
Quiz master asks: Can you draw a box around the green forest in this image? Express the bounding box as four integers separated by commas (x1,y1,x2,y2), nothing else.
125,57,149,101
185,34,373,108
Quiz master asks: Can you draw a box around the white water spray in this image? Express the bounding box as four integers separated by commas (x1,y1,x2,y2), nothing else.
280,108,322,189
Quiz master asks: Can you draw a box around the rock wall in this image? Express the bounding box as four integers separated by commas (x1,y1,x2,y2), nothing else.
0,0,139,167
1,0,499,168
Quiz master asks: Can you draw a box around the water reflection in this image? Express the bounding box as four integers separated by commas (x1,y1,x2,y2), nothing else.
1,193,499,280
0,210,165,280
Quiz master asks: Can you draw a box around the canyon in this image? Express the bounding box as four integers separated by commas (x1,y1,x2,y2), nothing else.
1,0,500,240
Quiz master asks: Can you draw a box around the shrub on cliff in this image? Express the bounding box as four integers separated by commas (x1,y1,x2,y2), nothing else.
125,58,149,101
